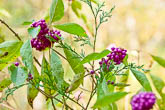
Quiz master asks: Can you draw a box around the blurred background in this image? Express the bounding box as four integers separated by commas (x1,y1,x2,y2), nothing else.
0,0,165,109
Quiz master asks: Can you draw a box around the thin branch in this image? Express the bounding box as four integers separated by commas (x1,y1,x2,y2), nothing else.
0,19,22,41
51,48,67,61
33,57,41,67
51,98,57,110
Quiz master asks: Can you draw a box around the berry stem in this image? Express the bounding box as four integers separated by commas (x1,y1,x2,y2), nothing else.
0,19,22,41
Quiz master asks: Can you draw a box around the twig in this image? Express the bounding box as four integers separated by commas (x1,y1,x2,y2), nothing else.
33,57,41,67
0,19,22,41
51,48,67,61
51,98,57,110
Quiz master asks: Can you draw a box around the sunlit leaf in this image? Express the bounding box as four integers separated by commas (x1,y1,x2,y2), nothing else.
0,40,23,70
54,23,88,37
130,68,152,91
93,92,128,108
0,78,12,92
50,0,64,23
151,55,165,68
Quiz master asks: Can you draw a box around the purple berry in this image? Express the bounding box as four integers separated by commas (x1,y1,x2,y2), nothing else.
14,62,19,66
90,70,95,74
131,92,156,110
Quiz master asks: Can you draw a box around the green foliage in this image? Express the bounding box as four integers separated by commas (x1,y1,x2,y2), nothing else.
28,26,41,38
41,55,56,94
50,50,69,90
22,21,33,25
0,78,12,92
8,65,28,86
151,55,165,68
0,40,23,70
150,74,165,97
71,0,82,17
116,70,129,91
63,44,85,92
130,68,152,91
50,0,64,23
54,23,88,37
27,84,39,108
77,49,110,66
20,40,34,74
93,91,128,108
27,65,40,108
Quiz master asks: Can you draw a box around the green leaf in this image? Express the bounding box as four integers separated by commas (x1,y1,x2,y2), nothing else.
54,23,88,37
123,54,128,65
67,73,84,92
130,68,152,91
28,26,41,38
27,84,39,108
41,56,56,94
50,50,69,89
27,65,40,108
116,70,129,91
0,40,23,71
151,55,165,68
8,65,28,86
22,21,33,25
20,40,33,74
78,49,110,66
50,0,64,23
63,45,85,75
0,78,12,92
93,92,128,108
71,1,82,17
150,74,165,97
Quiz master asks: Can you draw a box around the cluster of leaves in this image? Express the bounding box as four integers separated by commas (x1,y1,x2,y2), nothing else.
0,0,164,110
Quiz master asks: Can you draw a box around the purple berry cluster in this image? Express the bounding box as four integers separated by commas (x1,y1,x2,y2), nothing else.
107,80,114,85
107,47,127,65
131,92,156,110
27,73,33,81
30,19,61,51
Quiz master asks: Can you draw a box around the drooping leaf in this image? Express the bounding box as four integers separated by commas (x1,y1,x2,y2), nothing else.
27,65,40,108
50,50,69,89
67,73,84,92
8,65,28,86
28,26,41,38
50,0,64,23
63,45,85,75
93,92,128,108
130,68,152,91
20,40,33,74
0,78,12,92
0,40,23,70
150,74,165,97
54,23,88,37
151,55,165,68
71,0,82,17
77,49,110,66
